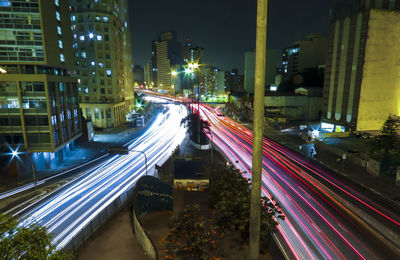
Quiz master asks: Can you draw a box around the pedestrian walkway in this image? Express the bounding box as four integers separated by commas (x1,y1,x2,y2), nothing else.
76,206,150,260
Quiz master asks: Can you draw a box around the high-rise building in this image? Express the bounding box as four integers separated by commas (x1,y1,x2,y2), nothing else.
199,65,217,98
0,0,81,172
244,49,280,94
182,39,204,65
133,65,144,86
150,31,183,93
281,33,328,82
71,0,134,129
225,69,244,94
321,1,400,132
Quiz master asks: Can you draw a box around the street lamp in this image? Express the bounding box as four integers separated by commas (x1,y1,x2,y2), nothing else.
131,150,148,175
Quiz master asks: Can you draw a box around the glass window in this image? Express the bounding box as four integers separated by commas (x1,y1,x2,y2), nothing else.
55,0,59,6
58,40,63,49
96,35,102,41
71,15,76,22
91,61,95,66
56,11,61,21
59,54,65,62
84,88,89,94
80,35,85,41
103,16,108,22
57,26,62,35
81,51,86,58
94,108,99,118
106,69,111,76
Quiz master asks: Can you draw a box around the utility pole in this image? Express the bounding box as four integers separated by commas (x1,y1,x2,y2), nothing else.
249,0,268,259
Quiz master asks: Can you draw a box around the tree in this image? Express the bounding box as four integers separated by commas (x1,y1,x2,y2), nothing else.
208,166,284,250
163,205,219,260
180,111,211,145
0,214,73,260
371,115,400,154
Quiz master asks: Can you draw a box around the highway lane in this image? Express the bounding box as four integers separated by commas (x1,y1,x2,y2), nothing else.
13,103,187,249
199,104,399,260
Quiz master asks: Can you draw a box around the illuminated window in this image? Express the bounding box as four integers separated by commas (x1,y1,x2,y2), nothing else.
71,15,76,22
81,51,86,58
84,88,89,94
96,35,102,40
96,16,100,21
89,33,94,39
55,0,59,6
59,54,65,62
91,61,95,66
57,26,62,35
0,1,11,7
80,35,85,41
58,40,63,49
106,69,112,76
56,11,61,21
73,43,78,48
103,16,108,22
98,62,104,68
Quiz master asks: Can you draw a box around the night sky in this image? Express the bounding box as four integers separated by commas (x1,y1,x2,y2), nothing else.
129,0,355,73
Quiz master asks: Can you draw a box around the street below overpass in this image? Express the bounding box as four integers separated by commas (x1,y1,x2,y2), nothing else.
199,104,400,260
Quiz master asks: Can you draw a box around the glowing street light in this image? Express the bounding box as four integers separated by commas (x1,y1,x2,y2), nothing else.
188,62,199,69
9,147,20,160
0,67,7,73
184,68,194,75
171,70,178,76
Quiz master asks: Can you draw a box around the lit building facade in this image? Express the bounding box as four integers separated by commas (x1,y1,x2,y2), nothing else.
0,0,81,170
70,0,134,129
149,31,183,93
322,2,400,132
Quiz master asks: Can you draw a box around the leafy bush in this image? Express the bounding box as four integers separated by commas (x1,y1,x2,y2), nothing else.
163,205,219,260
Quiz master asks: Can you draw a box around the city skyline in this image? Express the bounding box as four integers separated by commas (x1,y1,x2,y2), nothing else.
129,0,356,72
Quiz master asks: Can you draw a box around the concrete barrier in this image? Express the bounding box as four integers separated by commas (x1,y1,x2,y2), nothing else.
132,210,157,260
189,139,212,150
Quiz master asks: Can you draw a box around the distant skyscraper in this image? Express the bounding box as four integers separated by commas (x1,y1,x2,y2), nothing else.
322,1,400,132
245,49,280,94
225,69,244,94
71,0,134,128
149,31,183,93
182,39,204,65
133,65,145,85
0,0,81,170
281,33,328,82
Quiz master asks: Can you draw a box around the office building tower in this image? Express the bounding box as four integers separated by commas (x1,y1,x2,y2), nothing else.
149,31,183,93
0,0,81,173
245,49,280,94
71,0,134,128
321,0,400,132
282,33,328,82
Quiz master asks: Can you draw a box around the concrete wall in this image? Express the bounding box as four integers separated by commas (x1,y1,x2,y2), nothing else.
264,95,322,120
357,10,400,131
133,211,156,260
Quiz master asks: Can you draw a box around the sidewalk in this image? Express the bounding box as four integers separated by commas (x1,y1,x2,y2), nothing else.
76,206,150,260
